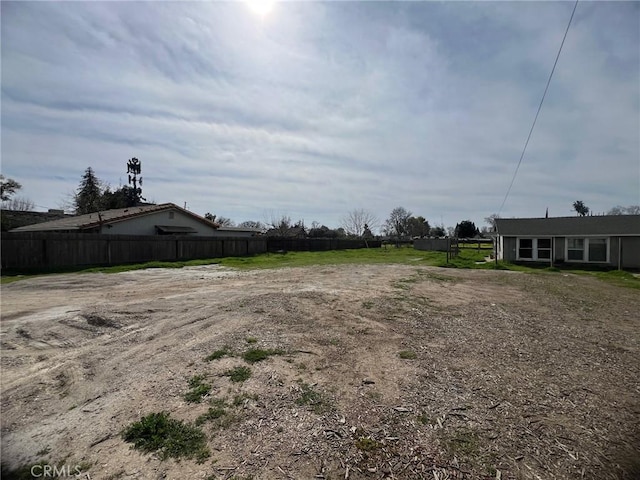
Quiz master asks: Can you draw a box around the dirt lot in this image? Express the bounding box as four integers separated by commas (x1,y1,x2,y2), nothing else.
1,264,639,480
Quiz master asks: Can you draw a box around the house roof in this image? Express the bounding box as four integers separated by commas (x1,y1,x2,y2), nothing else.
10,203,218,232
495,215,640,237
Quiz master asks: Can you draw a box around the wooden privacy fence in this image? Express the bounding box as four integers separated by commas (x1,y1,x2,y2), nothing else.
1,232,267,271
1,233,381,271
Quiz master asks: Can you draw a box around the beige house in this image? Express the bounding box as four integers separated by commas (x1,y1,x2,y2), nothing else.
495,215,640,270
10,203,261,237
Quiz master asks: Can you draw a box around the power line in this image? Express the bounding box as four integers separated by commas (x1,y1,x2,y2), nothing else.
498,0,579,216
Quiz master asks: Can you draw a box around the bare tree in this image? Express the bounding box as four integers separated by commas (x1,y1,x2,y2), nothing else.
484,213,500,231
204,213,234,227
341,208,379,237
238,220,266,231
264,211,293,236
608,205,640,215
2,196,35,211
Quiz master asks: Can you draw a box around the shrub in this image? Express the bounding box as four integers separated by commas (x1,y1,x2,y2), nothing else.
122,412,209,462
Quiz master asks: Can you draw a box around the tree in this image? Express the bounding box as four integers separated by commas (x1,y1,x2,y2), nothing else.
455,220,478,238
75,167,103,214
1,175,22,201
431,225,446,237
3,197,35,211
238,220,265,231
608,205,640,215
573,200,589,217
204,213,233,226
341,209,379,238
308,225,346,238
101,186,140,210
484,214,500,231
383,207,412,242
407,216,430,238
265,213,293,236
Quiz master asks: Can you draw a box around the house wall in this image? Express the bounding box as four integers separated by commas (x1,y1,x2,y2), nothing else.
99,209,218,236
621,237,640,269
501,235,640,269
554,237,565,261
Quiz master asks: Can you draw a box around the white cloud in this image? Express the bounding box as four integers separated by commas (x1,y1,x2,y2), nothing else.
2,1,638,228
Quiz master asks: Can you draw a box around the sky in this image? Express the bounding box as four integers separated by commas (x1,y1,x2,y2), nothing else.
2,1,639,231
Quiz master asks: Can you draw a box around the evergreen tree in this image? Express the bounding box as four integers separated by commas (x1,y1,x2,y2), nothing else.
75,167,102,214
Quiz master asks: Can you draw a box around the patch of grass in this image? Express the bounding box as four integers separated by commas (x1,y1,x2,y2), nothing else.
205,346,231,362
218,247,446,270
295,381,331,414
122,411,209,462
437,249,494,269
195,405,227,426
445,429,480,458
398,350,417,360
365,390,382,402
245,337,258,344
233,392,259,406
184,375,212,403
495,261,640,290
417,413,430,425
574,269,640,290
223,366,252,383
242,348,285,363
361,300,374,309
355,437,380,451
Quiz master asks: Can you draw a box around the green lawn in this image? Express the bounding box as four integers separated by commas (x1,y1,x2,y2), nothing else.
2,246,638,290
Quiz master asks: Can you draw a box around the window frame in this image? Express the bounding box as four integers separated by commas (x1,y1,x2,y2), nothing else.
564,237,610,263
516,237,553,262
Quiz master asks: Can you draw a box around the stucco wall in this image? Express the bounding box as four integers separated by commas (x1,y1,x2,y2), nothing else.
99,209,218,236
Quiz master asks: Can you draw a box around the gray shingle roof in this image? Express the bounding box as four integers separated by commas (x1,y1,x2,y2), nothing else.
495,215,640,236
10,203,216,232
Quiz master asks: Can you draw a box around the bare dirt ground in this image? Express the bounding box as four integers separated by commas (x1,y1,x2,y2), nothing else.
1,264,639,480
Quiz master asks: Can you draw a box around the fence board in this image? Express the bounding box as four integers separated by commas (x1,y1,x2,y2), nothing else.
1,232,267,271
2,233,380,271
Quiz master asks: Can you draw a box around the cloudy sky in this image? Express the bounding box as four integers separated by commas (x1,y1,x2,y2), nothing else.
2,1,639,230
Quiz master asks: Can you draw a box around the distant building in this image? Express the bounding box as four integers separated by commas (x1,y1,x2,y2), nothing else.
1,209,71,232
495,215,640,270
10,203,261,237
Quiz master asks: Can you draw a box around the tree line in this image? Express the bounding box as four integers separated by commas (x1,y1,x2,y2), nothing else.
2,170,638,238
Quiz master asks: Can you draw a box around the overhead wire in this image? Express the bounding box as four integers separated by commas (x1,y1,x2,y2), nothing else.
497,0,579,216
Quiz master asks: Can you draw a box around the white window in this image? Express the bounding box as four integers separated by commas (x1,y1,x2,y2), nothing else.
537,238,552,259
565,238,609,263
567,238,584,261
588,238,607,262
518,238,533,259
517,238,552,261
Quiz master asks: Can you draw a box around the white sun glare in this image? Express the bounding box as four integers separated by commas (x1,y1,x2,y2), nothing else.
246,0,275,17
